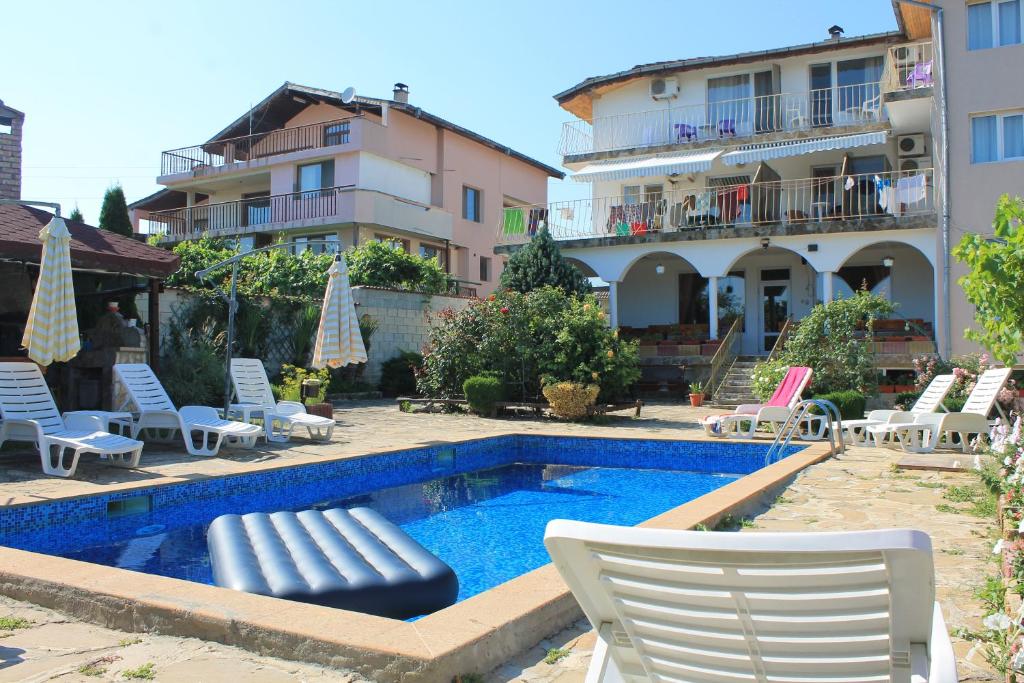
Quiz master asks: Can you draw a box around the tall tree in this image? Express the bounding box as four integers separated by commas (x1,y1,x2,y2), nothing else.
68,205,83,222
98,184,133,237
954,194,1024,366
499,226,591,296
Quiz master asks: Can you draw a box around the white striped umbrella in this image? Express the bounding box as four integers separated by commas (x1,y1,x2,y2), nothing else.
21,216,80,365
312,255,367,369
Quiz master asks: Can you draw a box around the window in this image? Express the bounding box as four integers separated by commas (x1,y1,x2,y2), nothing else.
0,116,11,136
707,74,751,130
374,234,410,252
968,0,1022,50
972,111,1024,162
479,256,491,282
463,186,481,222
419,243,444,265
323,121,350,146
292,233,340,255
836,57,883,111
296,160,335,195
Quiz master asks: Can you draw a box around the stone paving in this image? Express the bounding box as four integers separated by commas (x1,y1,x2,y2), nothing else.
0,401,1002,681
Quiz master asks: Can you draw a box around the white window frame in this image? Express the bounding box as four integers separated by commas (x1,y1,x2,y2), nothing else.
968,0,1023,50
970,110,1024,163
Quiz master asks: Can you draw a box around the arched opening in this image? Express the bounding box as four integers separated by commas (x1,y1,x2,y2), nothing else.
835,241,936,345
727,245,820,354
564,257,598,279
617,252,706,331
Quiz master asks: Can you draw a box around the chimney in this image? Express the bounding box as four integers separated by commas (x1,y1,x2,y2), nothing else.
828,25,844,40
393,82,409,104
0,100,25,200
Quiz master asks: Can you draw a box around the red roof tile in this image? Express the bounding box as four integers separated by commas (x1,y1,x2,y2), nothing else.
0,204,180,279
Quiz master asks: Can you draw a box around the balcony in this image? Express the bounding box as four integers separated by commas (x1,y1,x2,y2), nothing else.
559,84,885,159
882,42,934,94
160,116,360,176
497,168,934,246
147,186,453,243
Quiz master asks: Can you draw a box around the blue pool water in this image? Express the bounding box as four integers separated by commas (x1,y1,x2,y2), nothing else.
0,436,801,606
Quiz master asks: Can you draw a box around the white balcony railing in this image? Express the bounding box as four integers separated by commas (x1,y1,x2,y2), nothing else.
558,83,884,157
882,42,934,93
497,168,934,244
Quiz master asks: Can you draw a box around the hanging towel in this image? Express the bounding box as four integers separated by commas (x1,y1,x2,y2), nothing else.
895,174,927,205
844,176,855,191
503,208,525,235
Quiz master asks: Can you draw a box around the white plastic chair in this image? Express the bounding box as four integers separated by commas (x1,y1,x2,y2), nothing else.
113,363,262,457
229,358,335,443
0,362,143,477
843,374,954,445
545,520,957,683
878,368,1013,454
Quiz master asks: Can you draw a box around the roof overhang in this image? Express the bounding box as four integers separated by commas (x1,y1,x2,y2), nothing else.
892,0,933,40
720,132,889,166
572,149,721,182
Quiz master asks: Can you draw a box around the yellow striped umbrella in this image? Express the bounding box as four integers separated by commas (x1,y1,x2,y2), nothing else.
312,255,367,369
21,216,80,365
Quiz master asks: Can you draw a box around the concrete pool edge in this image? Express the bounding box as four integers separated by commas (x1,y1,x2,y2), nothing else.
0,437,833,681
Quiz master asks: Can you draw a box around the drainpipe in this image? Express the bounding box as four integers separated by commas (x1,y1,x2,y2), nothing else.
896,0,951,358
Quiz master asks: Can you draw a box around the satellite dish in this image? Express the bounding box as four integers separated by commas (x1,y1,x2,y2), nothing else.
341,87,356,104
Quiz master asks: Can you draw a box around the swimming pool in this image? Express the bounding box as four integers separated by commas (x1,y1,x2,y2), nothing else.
0,435,802,608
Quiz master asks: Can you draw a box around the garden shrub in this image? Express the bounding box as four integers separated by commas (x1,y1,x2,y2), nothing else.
344,240,450,294
911,352,1017,409
499,226,592,296
894,391,920,410
159,323,225,408
811,390,866,419
463,375,503,416
542,382,600,420
751,291,894,400
379,351,423,397
416,287,639,403
274,365,330,403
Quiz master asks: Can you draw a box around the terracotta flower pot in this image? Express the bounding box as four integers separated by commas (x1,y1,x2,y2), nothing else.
690,393,705,407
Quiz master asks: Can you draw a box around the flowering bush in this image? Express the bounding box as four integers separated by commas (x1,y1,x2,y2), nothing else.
750,361,789,402
911,352,1017,411
542,382,600,420
416,287,639,403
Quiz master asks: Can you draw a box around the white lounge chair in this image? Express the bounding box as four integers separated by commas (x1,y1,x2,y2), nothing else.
113,363,262,457
544,520,957,683
229,358,335,443
703,366,814,438
0,362,143,477
875,367,1012,454
843,374,954,445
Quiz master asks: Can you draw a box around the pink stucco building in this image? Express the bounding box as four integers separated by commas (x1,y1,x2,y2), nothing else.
130,83,562,296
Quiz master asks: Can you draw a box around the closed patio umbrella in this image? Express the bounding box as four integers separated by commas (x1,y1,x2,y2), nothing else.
312,254,367,369
21,216,80,365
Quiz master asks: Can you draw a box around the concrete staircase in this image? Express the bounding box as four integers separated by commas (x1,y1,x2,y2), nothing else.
709,356,762,408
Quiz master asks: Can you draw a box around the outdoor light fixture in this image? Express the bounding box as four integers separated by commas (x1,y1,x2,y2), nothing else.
655,263,666,275
760,237,770,250
882,256,895,268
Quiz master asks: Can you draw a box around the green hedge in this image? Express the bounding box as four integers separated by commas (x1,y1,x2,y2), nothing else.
378,351,422,397
463,375,503,416
894,391,920,410
811,390,866,420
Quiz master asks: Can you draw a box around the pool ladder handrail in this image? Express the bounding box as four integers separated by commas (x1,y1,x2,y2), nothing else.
765,399,845,466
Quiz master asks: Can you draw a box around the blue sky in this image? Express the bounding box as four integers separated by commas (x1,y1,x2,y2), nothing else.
5,0,899,223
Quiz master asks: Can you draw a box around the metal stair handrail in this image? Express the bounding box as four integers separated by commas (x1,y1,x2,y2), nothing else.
765,399,845,466
708,316,744,402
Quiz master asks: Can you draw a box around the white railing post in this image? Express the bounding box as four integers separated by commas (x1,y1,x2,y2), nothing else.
608,281,619,329
708,276,719,340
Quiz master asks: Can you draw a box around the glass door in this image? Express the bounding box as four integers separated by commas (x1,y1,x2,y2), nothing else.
760,279,791,352
809,64,833,127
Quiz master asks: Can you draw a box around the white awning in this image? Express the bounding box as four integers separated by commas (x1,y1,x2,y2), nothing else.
572,149,722,182
720,131,889,166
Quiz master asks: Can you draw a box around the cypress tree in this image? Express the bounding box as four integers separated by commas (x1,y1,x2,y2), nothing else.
98,184,133,237
499,226,591,296
68,206,84,222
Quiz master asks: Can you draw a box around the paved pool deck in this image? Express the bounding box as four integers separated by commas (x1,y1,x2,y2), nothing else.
0,401,1000,682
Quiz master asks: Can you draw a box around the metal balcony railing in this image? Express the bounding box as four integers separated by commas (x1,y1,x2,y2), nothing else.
558,84,884,157
497,168,935,244
146,185,354,238
160,116,359,175
882,42,934,93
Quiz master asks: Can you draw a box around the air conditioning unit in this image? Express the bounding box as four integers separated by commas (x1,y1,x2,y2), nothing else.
899,157,922,172
650,77,679,100
893,45,918,66
897,133,927,157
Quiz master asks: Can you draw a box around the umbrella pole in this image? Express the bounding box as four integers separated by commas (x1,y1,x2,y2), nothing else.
222,262,239,416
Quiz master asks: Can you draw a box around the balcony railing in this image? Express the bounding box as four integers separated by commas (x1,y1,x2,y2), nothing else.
497,168,934,244
882,42,934,93
160,116,359,176
558,83,884,157
147,185,353,238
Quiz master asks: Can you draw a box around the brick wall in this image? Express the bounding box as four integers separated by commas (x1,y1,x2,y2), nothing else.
0,104,24,200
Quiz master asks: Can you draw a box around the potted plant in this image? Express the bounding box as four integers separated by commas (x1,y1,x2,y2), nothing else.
689,380,706,407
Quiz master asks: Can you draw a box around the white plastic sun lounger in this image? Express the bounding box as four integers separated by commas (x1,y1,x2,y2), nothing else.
0,362,143,477
875,367,1012,454
544,520,957,683
113,363,262,457
229,358,335,443
843,374,955,445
